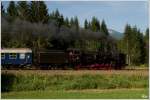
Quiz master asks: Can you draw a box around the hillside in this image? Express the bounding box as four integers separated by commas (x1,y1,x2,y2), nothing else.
108,29,123,39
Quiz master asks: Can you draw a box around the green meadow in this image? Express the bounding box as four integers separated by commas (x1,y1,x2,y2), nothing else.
1,70,149,99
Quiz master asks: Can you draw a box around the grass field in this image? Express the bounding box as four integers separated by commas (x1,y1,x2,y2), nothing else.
1,69,149,99
2,88,149,99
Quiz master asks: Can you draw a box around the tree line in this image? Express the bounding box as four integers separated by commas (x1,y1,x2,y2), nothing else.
117,25,149,66
1,1,149,66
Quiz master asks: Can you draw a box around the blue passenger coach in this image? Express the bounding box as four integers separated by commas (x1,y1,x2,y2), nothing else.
1,48,32,66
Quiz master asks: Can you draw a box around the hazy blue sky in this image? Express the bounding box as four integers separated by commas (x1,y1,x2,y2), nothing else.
2,1,149,33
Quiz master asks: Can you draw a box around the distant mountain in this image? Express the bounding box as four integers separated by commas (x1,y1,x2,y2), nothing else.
108,29,123,39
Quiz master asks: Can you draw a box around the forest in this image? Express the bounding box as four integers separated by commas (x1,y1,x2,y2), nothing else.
1,1,149,66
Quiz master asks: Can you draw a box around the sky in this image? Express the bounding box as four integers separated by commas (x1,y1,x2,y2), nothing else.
2,1,149,33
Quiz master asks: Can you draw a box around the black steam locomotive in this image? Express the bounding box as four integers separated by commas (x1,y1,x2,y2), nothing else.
1,48,126,70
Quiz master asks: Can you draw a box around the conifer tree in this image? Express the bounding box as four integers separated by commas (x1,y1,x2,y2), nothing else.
17,1,30,20
29,1,49,23
84,19,88,29
74,16,79,30
64,17,70,27
29,1,38,22
70,17,74,27
7,1,18,18
101,20,109,36
123,24,132,65
55,9,60,18
58,14,64,27
88,21,91,30
130,26,143,65
91,17,100,32
38,1,49,23
122,24,146,66
1,3,5,16
144,28,149,65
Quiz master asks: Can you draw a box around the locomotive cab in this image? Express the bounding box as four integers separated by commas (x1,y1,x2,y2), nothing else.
67,48,81,66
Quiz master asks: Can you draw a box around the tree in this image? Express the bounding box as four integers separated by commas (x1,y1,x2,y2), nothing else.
58,14,64,27
137,30,145,64
88,21,91,30
122,24,132,65
91,17,100,32
38,1,49,23
7,1,18,18
55,8,60,18
95,18,100,31
49,9,65,28
29,1,49,23
64,17,70,27
84,19,88,29
130,27,144,65
121,24,146,66
144,28,149,65
1,3,5,16
70,17,74,26
101,19,109,36
28,1,37,22
17,1,30,20
74,16,79,30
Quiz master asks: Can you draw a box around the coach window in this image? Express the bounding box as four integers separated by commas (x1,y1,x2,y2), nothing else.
1,53,5,59
9,53,17,59
20,53,25,59
27,55,30,59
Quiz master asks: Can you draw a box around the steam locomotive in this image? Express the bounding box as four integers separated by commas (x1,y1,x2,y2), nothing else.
1,48,126,70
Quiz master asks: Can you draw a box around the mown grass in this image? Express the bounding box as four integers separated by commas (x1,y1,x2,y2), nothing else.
1,70,149,92
2,88,149,99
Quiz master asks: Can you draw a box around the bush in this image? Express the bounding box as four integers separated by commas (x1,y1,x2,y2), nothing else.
1,73,16,92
